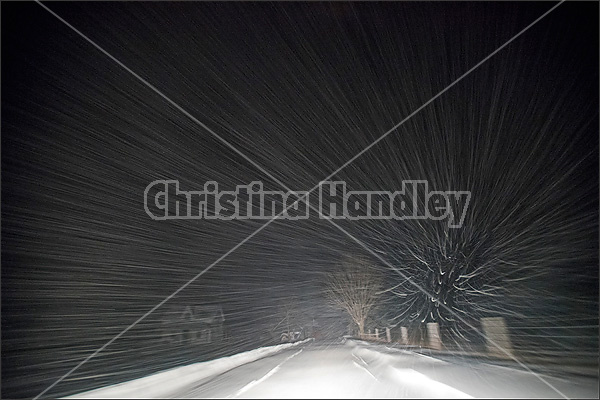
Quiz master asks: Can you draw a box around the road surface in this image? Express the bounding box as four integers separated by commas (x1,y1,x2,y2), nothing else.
164,340,597,399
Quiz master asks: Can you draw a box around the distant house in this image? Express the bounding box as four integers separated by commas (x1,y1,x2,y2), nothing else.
160,305,225,345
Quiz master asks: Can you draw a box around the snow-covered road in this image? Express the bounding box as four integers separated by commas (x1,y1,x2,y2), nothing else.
68,339,598,399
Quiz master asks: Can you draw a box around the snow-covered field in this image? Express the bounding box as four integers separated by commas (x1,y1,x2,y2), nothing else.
66,339,598,399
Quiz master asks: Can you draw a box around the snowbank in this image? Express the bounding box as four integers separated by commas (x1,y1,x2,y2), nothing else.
65,339,312,399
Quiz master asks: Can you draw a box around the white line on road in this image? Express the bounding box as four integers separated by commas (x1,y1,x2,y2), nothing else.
351,353,380,382
231,349,304,398
352,360,380,383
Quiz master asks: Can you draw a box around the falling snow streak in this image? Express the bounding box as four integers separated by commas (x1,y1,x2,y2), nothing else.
2,2,598,399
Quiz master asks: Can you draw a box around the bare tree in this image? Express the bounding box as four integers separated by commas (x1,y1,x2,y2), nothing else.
325,256,383,338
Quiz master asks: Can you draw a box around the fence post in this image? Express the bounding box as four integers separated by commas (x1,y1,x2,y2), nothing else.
481,317,513,358
426,322,442,350
375,328,379,339
400,326,409,345
386,327,392,343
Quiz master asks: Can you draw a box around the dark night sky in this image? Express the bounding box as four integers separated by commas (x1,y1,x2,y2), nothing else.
2,2,598,398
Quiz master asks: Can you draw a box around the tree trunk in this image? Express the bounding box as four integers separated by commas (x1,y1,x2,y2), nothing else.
358,321,365,337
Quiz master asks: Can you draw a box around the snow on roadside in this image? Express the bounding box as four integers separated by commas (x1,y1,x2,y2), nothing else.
349,341,473,398
65,339,312,399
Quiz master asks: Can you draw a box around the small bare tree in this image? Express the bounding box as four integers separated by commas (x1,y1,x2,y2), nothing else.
325,256,382,338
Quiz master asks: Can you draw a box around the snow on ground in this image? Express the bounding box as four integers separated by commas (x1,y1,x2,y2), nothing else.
65,338,598,399
64,339,312,399
346,340,598,399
